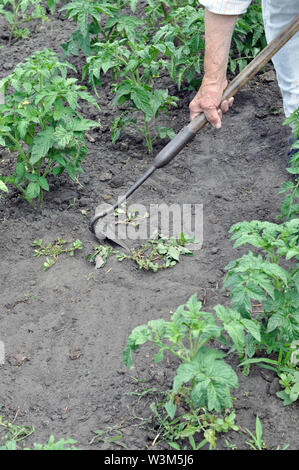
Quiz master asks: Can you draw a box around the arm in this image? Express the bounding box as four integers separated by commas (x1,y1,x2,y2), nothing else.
189,9,238,127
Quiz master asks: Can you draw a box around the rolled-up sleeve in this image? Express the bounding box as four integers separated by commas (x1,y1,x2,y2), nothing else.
199,0,252,15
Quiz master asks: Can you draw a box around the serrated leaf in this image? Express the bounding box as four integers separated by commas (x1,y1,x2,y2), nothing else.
241,318,261,342
261,262,289,286
266,313,284,333
17,120,29,140
26,182,40,200
53,126,73,148
131,87,152,117
67,119,100,132
224,321,245,354
30,127,55,164
164,399,176,419
173,346,237,412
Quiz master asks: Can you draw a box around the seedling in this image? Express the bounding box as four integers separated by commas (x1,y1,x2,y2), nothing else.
114,203,149,228
0,0,59,44
124,294,238,416
89,425,128,448
0,415,34,442
32,237,83,270
111,78,177,154
0,435,79,450
245,416,265,450
150,402,238,450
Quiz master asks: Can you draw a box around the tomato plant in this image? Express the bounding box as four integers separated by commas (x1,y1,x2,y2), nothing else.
0,49,101,205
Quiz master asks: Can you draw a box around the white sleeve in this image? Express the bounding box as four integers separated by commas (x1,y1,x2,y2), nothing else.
198,0,252,15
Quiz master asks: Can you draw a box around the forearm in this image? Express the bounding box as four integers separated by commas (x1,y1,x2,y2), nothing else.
203,9,238,84
189,9,238,125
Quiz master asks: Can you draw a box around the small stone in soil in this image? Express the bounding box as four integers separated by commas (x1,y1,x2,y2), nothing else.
99,172,113,182
109,176,124,188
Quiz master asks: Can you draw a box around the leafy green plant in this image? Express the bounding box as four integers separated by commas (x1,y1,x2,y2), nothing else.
276,369,299,405
245,415,265,450
26,435,79,450
150,401,238,450
123,294,238,416
0,436,80,450
0,415,34,442
82,33,177,152
0,49,101,205
32,237,83,270
151,5,205,90
60,0,142,58
230,0,266,73
223,219,299,357
0,0,59,44
112,79,177,153
89,426,127,448
117,232,194,271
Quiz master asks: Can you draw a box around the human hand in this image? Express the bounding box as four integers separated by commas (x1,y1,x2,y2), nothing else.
189,77,233,128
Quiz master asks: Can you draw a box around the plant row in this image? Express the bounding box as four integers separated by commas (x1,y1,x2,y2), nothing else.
0,0,265,203
123,110,299,449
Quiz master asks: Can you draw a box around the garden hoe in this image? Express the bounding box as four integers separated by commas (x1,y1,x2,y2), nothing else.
89,16,299,249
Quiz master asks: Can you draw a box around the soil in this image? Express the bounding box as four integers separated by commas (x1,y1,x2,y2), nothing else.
0,2,298,452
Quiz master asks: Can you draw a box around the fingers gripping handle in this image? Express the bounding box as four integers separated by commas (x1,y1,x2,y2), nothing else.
188,15,299,134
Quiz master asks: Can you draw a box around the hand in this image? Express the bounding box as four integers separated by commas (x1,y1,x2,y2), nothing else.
189,78,234,128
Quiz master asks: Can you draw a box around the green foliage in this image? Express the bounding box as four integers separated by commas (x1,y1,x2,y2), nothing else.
230,0,266,73
117,232,194,271
245,416,265,450
111,80,177,153
59,0,266,152
0,0,59,44
60,0,121,57
0,436,80,450
0,415,34,442
86,245,113,268
150,402,238,450
277,370,299,405
223,220,299,358
26,435,79,450
32,237,83,270
0,49,100,205
123,293,238,416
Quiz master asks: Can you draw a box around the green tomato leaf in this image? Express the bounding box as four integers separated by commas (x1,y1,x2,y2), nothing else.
241,318,261,342
26,182,40,200
164,399,176,419
30,127,55,164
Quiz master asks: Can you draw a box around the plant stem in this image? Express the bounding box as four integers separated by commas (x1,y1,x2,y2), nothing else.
144,120,153,154
5,132,30,165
